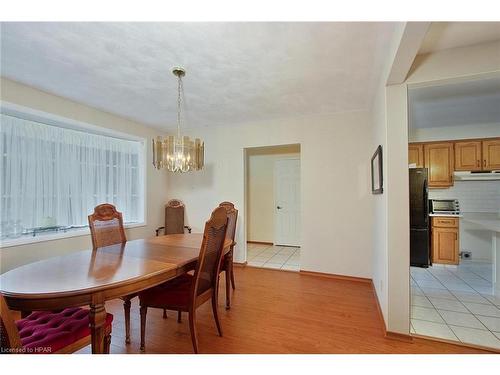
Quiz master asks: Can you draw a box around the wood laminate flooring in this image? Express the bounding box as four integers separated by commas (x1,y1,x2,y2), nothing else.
72,266,490,354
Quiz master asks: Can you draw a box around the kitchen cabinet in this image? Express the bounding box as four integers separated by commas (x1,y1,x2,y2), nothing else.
424,142,454,188
454,140,482,171
431,217,459,265
482,138,500,170
408,144,424,167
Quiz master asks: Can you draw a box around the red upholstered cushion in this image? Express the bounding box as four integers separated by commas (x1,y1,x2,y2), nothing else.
139,273,193,309
16,307,113,354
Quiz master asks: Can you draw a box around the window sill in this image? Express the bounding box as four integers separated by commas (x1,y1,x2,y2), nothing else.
0,222,147,249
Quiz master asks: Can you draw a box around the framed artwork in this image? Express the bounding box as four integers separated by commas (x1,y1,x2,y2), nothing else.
371,145,383,194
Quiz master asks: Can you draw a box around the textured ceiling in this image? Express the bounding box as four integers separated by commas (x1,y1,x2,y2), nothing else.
1,22,396,130
409,77,500,129
419,22,500,54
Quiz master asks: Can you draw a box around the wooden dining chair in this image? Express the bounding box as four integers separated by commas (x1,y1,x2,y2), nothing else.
218,201,238,309
155,199,192,320
88,203,134,345
155,199,192,236
0,294,113,354
139,206,228,353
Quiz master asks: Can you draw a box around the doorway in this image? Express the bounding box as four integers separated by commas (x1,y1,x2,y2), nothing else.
245,144,301,271
408,76,500,350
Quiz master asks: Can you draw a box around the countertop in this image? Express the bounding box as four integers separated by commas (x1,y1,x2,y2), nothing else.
428,213,463,217
461,212,500,232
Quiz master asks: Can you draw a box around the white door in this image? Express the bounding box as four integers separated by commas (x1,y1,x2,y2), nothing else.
274,158,300,246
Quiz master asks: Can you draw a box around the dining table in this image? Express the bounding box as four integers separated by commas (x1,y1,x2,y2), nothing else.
0,233,231,354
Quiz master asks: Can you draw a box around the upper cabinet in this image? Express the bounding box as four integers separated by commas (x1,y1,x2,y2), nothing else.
409,137,500,189
454,141,482,171
408,144,424,168
482,139,500,170
424,142,454,188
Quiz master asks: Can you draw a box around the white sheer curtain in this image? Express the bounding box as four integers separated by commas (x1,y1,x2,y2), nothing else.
1,114,143,238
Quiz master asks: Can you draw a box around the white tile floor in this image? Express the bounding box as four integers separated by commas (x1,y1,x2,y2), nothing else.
411,260,500,349
246,243,300,271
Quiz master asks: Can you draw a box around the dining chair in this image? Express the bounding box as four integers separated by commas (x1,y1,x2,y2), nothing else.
0,294,113,354
88,203,134,345
155,199,192,236
218,201,238,309
139,206,228,353
155,199,192,320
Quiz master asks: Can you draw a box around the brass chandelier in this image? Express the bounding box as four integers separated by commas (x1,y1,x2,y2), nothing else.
152,67,204,172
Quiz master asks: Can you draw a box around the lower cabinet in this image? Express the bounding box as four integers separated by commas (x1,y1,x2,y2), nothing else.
431,217,459,265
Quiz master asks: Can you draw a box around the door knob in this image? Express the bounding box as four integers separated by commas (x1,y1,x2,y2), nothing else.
276,206,282,209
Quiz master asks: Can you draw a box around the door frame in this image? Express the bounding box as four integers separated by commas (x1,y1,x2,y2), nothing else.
243,144,302,261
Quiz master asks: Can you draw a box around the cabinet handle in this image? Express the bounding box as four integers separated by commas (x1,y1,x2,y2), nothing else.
484,159,486,167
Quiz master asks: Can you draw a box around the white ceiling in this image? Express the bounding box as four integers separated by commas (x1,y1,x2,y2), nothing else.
0,22,396,130
419,22,500,54
409,77,500,129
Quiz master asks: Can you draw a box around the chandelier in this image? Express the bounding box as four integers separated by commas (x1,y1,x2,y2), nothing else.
152,67,204,172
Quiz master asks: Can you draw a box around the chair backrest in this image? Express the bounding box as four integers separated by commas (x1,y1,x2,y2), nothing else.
88,204,126,249
165,199,186,235
191,207,228,298
219,202,238,246
0,294,22,351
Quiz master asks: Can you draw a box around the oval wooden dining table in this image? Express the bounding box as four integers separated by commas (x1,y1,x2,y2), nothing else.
0,233,231,354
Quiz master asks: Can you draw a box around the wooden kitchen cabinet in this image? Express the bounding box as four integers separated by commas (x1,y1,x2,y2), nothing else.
454,140,482,171
482,138,500,170
424,142,454,188
431,217,459,265
408,144,424,167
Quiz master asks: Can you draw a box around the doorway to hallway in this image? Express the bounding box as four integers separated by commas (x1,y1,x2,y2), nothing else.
245,144,301,271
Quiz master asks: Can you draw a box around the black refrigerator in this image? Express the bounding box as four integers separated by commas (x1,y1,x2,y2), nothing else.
409,168,430,267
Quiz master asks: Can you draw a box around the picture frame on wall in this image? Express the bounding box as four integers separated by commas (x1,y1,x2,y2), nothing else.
371,145,383,194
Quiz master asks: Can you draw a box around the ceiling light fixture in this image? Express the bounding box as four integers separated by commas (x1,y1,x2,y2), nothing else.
152,67,204,172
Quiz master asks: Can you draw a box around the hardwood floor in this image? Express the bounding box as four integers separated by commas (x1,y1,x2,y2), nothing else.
73,266,488,354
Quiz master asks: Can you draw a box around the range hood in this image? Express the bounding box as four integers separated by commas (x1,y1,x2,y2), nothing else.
454,171,500,181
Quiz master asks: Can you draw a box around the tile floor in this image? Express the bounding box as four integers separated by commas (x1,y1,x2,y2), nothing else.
411,260,500,350
246,243,300,271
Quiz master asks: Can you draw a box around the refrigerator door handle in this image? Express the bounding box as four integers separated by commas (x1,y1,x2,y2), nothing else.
423,179,428,224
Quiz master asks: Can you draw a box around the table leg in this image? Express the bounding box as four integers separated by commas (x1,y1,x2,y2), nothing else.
89,302,107,354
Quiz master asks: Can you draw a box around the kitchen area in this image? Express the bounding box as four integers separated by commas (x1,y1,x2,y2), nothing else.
407,77,500,349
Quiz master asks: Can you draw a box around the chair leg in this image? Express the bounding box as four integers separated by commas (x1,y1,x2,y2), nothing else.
212,292,223,337
225,269,231,310
104,334,111,354
177,310,182,323
163,309,168,319
140,305,147,351
230,261,236,290
188,308,199,354
123,297,131,344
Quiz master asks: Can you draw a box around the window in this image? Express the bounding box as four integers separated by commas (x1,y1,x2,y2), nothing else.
0,111,145,241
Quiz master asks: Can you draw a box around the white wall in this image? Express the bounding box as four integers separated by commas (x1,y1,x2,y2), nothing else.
371,82,389,326
370,23,408,329
0,78,169,273
166,111,374,278
409,122,500,142
407,41,500,85
247,145,300,243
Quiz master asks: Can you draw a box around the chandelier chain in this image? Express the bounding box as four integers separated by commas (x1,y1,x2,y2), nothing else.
177,74,183,139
